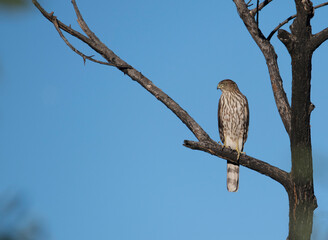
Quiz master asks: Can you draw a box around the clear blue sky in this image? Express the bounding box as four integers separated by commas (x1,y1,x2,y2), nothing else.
1,0,328,239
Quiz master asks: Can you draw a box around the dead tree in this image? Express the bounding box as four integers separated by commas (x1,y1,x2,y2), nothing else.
32,0,328,239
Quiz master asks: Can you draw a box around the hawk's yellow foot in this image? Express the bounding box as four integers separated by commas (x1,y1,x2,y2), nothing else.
235,146,243,160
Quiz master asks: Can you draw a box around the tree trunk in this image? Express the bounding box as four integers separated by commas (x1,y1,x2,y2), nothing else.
288,13,317,237
287,184,317,240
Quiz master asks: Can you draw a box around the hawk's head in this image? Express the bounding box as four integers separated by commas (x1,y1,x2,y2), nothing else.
217,79,239,92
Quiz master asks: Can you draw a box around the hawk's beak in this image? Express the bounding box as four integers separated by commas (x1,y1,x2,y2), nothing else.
217,83,221,90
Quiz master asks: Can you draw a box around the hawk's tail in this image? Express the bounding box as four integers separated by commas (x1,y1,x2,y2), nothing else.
227,162,239,192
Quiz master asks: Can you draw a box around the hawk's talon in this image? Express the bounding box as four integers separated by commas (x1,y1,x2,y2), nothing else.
235,146,244,160
218,141,226,149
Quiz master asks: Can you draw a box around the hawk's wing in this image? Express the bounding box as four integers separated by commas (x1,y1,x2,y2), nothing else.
242,96,249,149
218,96,225,144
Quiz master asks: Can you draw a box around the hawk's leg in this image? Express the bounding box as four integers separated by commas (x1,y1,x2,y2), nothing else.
235,145,244,160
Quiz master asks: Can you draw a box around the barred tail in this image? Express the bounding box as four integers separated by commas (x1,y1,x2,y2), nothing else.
227,162,239,192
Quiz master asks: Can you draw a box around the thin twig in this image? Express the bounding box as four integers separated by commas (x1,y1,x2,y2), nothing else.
52,16,114,66
32,0,92,47
246,0,253,8
71,0,100,43
256,0,259,28
314,2,328,9
267,2,328,40
268,15,295,40
32,0,131,69
250,0,273,17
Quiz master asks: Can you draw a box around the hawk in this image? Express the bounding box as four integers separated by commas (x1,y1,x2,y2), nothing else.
217,79,249,192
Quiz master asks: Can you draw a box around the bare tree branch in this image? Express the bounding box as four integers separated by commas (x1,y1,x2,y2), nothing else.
277,29,294,53
184,140,291,189
233,0,292,136
311,27,328,51
32,0,131,69
268,15,295,41
52,16,113,66
32,0,210,142
246,0,253,8
71,0,100,43
250,0,273,17
256,0,259,28
268,2,328,41
313,2,328,10
32,0,93,48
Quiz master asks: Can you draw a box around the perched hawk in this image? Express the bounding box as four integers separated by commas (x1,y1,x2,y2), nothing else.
217,79,249,192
